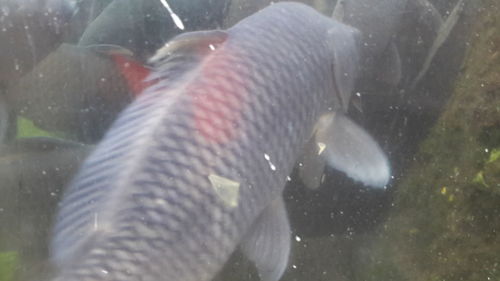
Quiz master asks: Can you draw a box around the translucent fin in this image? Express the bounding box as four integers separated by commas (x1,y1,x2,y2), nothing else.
332,0,347,21
327,24,362,110
241,197,291,281
297,137,327,190
147,30,228,83
410,0,464,90
148,30,228,64
376,42,402,87
83,44,135,57
315,113,390,188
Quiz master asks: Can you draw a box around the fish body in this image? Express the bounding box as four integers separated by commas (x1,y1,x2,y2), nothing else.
51,3,388,281
78,0,230,60
0,0,76,85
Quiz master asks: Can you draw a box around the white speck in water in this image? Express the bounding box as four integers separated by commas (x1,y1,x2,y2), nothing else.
298,162,303,167
485,148,489,153
292,265,297,269
100,77,107,82
159,0,185,30
355,92,361,97
50,192,56,197
101,269,108,275
481,83,485,87
1,27,6,32
269,163,276,171
264,153,276,171
286,176,291,182
1,6,9,17
38,73,44,78
209,44,215,50
295,235,301,242
42,170,47,175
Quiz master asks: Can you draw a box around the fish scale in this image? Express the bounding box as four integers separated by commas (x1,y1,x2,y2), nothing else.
50,3,370,281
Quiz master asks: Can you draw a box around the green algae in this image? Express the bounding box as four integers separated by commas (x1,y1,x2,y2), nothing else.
358,1,500,280
0,252,18,281
16,117,57,139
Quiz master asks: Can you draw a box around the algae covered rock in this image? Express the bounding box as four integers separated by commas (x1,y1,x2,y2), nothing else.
354,0,500,280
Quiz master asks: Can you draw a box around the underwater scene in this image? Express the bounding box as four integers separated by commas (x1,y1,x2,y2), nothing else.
0,0,499,281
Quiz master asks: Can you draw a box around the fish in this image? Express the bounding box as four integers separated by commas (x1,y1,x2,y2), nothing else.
0,136,92,281
0,0,77,86
331,0,448,90
50,3,390,281
7,43,145,142
78,0,230,60
0,0,77,142
408,0,465,90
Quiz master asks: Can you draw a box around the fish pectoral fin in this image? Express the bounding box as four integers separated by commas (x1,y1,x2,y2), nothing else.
148,30,228,64
375,41,402,87
240,196,291,281
297,136,327,190
84,44,135,57
315,113,390,188
328,24,362,110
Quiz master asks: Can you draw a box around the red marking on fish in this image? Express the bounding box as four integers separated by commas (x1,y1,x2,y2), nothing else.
190,49,248,144
111,54,157,97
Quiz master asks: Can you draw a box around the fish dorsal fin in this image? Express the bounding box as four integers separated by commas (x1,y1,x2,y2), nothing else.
299,113,390,189
83,44,135,57
148,30,228,65
146,30,228,84
327,23,362,111
240,197,291,281
375,41,402,87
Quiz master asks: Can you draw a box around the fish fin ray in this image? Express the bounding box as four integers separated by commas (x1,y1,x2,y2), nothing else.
315,113,390,188
146,30,228,83
297,137,327,190
375,41,402,87
241,196,291,281
149,30,228,64
328,24,362,110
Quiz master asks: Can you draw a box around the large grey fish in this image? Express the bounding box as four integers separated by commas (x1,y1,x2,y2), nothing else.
51,3,390,281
